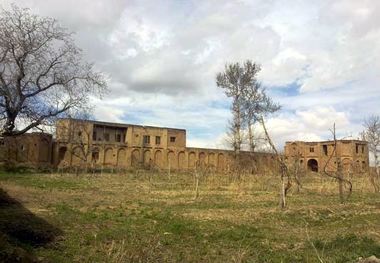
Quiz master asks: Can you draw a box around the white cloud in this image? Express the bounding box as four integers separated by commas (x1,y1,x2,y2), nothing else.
1,0,380,149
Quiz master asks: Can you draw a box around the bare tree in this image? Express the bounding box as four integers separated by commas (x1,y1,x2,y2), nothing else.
242,82,280,152
258,116,291,209
362,115,380,192
323,124,352,203
0,5,106,136
216,61,261,156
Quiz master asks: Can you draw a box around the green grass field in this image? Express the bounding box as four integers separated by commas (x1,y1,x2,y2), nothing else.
0,170,379,262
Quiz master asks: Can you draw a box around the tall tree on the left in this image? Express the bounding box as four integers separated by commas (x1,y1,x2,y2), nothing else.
0,4,107,136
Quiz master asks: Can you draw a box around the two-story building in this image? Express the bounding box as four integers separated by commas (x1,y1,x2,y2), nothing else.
284,140,369,174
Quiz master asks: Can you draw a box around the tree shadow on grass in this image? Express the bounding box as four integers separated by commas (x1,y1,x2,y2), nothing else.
0,188,62,262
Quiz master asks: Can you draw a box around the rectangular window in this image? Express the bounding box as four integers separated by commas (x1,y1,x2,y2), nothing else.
362,145,364,154
155,136,161,145
116,134,121,142
310,147,314,153
323,145,328,155
356,144,359,154
104,133,109,142
170,136,176,143
143,135,150,144
92,131,97,141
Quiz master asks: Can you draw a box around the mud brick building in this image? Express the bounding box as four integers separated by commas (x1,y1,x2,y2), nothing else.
0,133,53,168
0,118,275,171
284,140,369,174
0,118,370,174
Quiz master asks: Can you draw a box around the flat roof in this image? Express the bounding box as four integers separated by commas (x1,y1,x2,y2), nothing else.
285,139,367,144
58,118,186,132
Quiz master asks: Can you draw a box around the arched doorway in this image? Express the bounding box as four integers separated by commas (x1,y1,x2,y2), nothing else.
117,148,127,167
307,159,318,172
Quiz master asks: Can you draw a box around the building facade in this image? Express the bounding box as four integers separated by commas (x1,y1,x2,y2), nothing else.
284,140,369,174
51,118,276,172
0,133,53,168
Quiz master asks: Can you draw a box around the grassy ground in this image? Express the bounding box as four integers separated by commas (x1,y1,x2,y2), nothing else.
0,170,379,262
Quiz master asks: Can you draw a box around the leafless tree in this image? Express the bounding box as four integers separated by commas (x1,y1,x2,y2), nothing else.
216,61,261,156
323,124,352,203
0,5,106,136
362,115,380,192
259,116,291,208
242,81,280,152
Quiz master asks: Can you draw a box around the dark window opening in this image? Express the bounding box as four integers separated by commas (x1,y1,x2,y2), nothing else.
92,151,99,163
170,136,176,143
356,144,359,154
323,145,328,155
310,147,314,153
116,134,121,142
92,131,97,141
143,135,150,144
20,145,25,151
104,133,110,142
156,136,161,145
362,145,364,154
77,131,82,138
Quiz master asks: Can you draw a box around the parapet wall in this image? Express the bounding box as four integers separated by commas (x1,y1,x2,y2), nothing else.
54,142,277,173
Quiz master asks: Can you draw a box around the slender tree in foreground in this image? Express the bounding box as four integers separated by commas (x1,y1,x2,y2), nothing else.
362,115,380,192
216,60,261,156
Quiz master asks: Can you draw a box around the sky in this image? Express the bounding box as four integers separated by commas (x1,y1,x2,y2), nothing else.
2,0,380,150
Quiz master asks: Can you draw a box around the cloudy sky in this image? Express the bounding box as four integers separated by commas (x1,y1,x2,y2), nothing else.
2,0,380,150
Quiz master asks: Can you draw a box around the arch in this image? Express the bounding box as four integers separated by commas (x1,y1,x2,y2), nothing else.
362,161,367,172
208,152,216,168
167,151,177,169
104,148,114,165
143,150,151,167
217,153,225,171
39,138,50,162
58,146,67,166
188,152,196,169
199,152,206,167
154,150,163,168
131,149,140,167
72,146,85,165
92,147,100,164
117,148,127,167
307,159,318,172
178,151,186,169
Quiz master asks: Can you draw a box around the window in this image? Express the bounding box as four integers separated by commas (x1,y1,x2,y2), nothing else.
310,147,314,153
170,136,176,143
362,145,364,154
155,136,161,145
77,131,82,138
323,145,328,155
0,139,4,146
116,134,121,142
93,131,97,141
143,135,150,144
356,144,359,154
104,133,110,141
